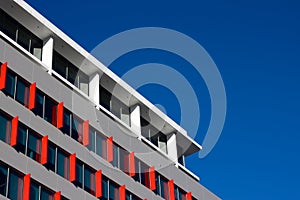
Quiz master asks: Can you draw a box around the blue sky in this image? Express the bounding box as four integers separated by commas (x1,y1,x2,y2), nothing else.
26,0,300,199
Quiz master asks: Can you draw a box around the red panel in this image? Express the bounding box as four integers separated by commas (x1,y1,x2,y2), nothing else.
185,192,192,200
149,166,156,190
107,137,113,162
28,82,36,110
54,191,61,200
95,170,102,198
129,152,135,177
119,185,126,200
10,116,18,146
82,120,89,146
56,102,64,128
168,180,175,200
23,174,30,200
40,136,48,164
69,153,76,182
0,62,7,90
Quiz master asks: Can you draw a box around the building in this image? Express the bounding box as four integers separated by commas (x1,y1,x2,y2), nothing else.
0,0,220,199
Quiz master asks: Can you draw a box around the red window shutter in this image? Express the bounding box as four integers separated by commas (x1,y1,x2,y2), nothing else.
69,153,76,182
10,116,18,146
40,136,48,165
185,192,192,200
107,137,113,162
82,120,89,146
95,170,102,198
129,152,135,177
56,102,64,128
23,174,30,200
145,166,156,190
0,62,7,90
28,82,36,110
168,180,175,200
54,191,61,200
119,185,126,200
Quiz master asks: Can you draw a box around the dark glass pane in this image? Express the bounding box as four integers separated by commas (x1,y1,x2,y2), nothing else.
8,170,22,200
100,87,111,111
78,71,89,94
27,131,41,162
84,166,95,194
101,176,108,200
3,70,15,98
44,97,56,124
30,35,42,60
1,11,18,41
132,159,140,183
159,176,168,199
41,187,53,200
74,161,83,188
125,192,130,200
30,180,39,200
15,123,27,154
33,89,44,118
17,27,31,51
45,142,56,172
119,148,128,172
71,116,80,141
140,162,147,186
0,164,8,196
0,113,9,142
53,51,67,79
67,64,78,86
109,181,118,200
57,150,68,178
112,145,119,168
96,133,105,158
16,78,28,105
61,109,71,135
87,128,95,152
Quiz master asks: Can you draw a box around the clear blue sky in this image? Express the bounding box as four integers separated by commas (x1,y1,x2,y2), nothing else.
26,0,300,199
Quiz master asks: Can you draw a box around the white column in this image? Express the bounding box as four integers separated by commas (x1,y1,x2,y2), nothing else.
89,73,100,104
130,104,141,136
167,133,178,162
41,37,54,74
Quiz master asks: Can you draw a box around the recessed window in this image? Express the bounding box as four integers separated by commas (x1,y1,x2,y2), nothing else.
27,131,42,162
74,160,83,188
57,149,68,178
15,77,29,106
8,170,23,200
15,123,27,154
30,180,40,200
33,89,44,118
46,142,56,172
3,69,16,98
0,112,9,142
0,164,8,196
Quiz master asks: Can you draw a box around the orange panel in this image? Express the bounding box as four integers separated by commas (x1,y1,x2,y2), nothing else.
28,82,36,110
129,152,135,177
119,185,126,200
107,137,113,162
82,120,89,146
0,62,7,90
54,191,61,200
95,170,102,198
56,102,64,128
149,166,156,190
185,192,192,200
23,174,30,200
69,153,76,182
168,180,175,200
10,116,18,146
40,136,48,164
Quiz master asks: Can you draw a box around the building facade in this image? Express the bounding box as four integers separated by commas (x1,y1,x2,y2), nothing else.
0,0,220,200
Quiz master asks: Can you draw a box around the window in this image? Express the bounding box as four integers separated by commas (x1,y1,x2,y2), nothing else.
61,109,71,136
8,170,23,200
0,9,18,41
15,123,27,154
74,161,83,188
3,69,15,98
119,148,129,173
46,141,56,172
33,89,44,118
84,166,95,194
112,144,119,168
41,187,53,200
96,132,105,158
0,112,9,142
44,97,56,124
57,149,68,178
0,164,8,196
109,181,118,200
71,115,81,141
100,87,111,111
30,180,40,200
87,128,95,152
53,51,68,79
27,131,41,162
15,77,29,106
100,175,109,200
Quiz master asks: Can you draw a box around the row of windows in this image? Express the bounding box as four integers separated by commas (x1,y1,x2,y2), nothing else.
0,161,68,200
0,63,195,200
0,9,43,60
0,110,143,200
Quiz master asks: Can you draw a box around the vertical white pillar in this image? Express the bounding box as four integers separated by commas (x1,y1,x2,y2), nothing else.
42,37,54,74
167,133,178,162
89,73,100,104
130,104,141,136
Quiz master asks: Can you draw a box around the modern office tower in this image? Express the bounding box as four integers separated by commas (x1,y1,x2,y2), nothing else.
0,0,219,200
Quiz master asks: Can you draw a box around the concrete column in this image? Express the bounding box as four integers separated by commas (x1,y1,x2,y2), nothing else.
130,104,141,136
89,73,100,104
167,133,178,162
41,37,54,74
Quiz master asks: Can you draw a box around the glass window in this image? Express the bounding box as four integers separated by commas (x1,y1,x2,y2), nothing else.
15,123,27,154
8,170,23,200
57,149,68,178
140,162,148,186
109,181,118,200
112,144,119,168
84,166,95,194
53,51,68,79
78,71,89,95
125,192,130,200
17,26,31,52
0,112,9,143
3,69,16,98
159,176,168,199
44,97,56,124
101,176,109,200
158,133,168,154
26,131,41,162
67,64,78,86
74,161,83,188
15,78,29,105
71,116,81,141
119,148,129,173
61,109,71,136
1,10,18,41
100,87,111,111
30,35,42,60
0,163,8,196
41,187,53,200
96,133,105,158
46,142,56,172
33,89,44,118
132,159,140,183
87,128,95,152
30,180,40,200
